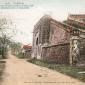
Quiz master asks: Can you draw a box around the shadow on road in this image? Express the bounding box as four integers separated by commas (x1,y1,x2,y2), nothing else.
0,60,6,85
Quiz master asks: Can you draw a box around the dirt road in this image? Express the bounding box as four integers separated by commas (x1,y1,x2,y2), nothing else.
1,54,85,85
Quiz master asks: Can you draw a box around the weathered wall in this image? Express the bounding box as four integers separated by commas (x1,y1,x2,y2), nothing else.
41,43,70,64
69,31,85,66
32,15,51,59
32,15,70,64
32,14,85,65
49,20,70,45
79,37,85,64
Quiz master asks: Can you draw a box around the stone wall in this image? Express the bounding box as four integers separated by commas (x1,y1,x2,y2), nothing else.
32,15,51,59
41,43,70,64
32,15,70,64
32,14,85,65
69,31,85,66
79,37,85,64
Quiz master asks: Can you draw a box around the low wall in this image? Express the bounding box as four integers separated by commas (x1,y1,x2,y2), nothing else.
41,43,70,64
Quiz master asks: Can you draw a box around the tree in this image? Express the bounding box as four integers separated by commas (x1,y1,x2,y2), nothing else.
10,42,22,55
0,16,15,59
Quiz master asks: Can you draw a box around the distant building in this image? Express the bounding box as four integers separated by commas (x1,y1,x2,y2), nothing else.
22,45,32,59
32,14,85,65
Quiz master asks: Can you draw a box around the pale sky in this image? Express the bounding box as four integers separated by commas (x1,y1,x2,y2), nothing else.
0,0,85,45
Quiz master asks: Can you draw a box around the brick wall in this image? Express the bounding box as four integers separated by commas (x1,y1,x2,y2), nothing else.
49,21,70,45
41,43,70,64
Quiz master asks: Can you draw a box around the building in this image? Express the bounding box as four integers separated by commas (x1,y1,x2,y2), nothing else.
67,14,85,65
32,14,85,65
22,45,32,59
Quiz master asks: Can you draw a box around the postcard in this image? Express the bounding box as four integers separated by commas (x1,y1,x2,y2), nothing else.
0,0,85,85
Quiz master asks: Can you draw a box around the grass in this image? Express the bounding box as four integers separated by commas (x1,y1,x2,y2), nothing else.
0,60,6,84
28,59,85,82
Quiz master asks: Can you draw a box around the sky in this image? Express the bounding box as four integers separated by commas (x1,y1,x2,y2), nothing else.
0,0,85,45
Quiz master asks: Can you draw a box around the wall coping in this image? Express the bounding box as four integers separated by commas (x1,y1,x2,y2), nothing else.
42,43,70,48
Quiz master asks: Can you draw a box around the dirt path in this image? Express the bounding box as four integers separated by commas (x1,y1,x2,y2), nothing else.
1,54,85,85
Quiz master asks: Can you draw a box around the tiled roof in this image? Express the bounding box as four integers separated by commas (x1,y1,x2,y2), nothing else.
23,45,32,49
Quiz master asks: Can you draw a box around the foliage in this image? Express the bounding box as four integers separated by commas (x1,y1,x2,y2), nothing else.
63,20,85,30
0,17,15,58
69,23,85,30
16,52,26,59
10,42,22,55
0,61,6,82
82,19,85,22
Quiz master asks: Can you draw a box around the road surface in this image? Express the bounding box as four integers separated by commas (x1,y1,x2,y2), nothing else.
1,54,85,85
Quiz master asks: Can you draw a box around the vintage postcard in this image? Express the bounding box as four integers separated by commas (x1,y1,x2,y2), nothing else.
0,0,85,85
